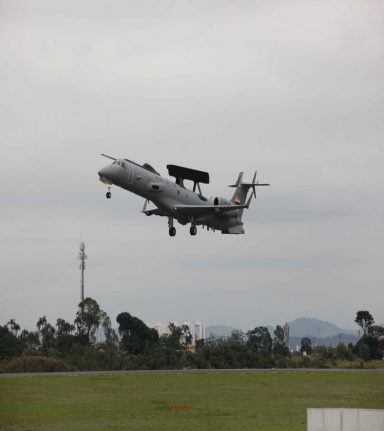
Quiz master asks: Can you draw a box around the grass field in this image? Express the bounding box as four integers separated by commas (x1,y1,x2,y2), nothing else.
1,373,383,430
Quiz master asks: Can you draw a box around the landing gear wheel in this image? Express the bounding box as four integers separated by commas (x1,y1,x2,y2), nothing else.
190,226,197,236
106,192,111,199
169,227,176,237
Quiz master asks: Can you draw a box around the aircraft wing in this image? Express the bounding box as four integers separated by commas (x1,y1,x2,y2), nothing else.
173,203,249,219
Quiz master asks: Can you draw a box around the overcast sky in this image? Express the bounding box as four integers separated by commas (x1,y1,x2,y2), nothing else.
1,1,383,334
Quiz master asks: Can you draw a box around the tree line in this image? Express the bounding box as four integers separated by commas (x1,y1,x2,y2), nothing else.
1,300,383,372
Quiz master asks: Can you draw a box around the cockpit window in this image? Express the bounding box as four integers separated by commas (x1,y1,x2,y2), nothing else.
116,161,121,166
121,162,126,169
112,161,116,165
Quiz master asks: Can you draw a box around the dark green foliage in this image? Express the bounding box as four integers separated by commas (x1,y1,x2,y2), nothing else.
2,306,383,373
300,337,313,355
64,345,106,371
162,323,193,350
2,356,76,373
0,326,27,358
116,312,159,354
273,325,289,356
335,343,353,361
355,311,374,336
247,327,273,353
7,319,20,337
354,336,383,360
75,298,103,344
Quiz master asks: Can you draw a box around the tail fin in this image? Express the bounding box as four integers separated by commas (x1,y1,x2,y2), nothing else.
229,171,270,219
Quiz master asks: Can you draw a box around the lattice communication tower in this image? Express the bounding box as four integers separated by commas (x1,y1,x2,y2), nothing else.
78,242,87,302
283,322,290,350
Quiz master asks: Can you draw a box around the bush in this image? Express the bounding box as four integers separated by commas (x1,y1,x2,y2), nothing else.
335,360,363,369
363,360,384,369
1,356,77,373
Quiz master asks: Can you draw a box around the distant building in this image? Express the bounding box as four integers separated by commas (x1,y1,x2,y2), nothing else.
147,321,205,346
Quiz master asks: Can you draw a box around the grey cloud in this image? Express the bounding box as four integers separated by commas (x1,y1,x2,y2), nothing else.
1,1,383,332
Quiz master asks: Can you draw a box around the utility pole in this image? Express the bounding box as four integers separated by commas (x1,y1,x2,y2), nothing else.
78,242,87,302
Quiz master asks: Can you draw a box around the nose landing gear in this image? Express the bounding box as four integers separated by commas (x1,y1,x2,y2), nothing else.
168,217,176,237
106,186,111,199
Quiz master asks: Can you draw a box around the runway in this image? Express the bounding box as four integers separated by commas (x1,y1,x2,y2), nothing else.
1,368,383,378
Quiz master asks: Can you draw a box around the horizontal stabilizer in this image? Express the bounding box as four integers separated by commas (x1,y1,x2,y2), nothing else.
229,171,270,188
240,182,270,187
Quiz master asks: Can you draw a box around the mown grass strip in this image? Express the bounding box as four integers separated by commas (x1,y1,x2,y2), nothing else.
0,373,383,430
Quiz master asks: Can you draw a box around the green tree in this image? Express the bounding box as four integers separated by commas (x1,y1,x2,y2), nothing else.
355,311,374,336
273,325,289,356
100,312,120,370
247,327,273,353
165,323,193,350
0,325,27,357
36,316,47,333
358,343,370,361
7,319,20,337
335,343,347,360
36,316,47,345
41,323,56,350
300,337,313,355
75,297,103,345
27,331,41,349
18,329,30,345
230,329,246,346
116,312,158,354
368,325,384,339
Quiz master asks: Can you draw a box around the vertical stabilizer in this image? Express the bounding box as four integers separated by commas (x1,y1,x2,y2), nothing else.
229,171,270,220
230,172,249,220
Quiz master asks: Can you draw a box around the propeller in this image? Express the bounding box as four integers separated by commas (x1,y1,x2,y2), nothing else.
252,171,258,199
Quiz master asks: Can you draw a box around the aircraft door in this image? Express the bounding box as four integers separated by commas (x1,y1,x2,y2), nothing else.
127,162,134,184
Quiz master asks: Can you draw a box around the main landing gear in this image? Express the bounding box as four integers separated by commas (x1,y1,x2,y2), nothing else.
168,217,176,237
106,186,111,199
190,226,197,236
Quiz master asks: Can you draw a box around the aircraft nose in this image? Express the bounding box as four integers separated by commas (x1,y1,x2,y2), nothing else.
98,167,107,177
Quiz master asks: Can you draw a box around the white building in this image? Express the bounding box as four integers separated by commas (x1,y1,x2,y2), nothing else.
147,321,205,346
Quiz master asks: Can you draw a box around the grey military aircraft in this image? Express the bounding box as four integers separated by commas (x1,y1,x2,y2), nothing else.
98,155,269,236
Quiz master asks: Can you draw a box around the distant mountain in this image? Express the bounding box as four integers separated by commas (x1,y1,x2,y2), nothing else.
206,318,367,340
287,318,356,338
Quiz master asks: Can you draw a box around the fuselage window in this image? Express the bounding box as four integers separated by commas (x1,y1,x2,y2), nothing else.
121,162,126,169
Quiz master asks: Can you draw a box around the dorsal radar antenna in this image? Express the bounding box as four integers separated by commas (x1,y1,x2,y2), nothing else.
78,242,87,302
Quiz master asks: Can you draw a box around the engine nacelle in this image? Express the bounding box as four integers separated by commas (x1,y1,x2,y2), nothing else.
214,197,240,219
214,196,232,206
